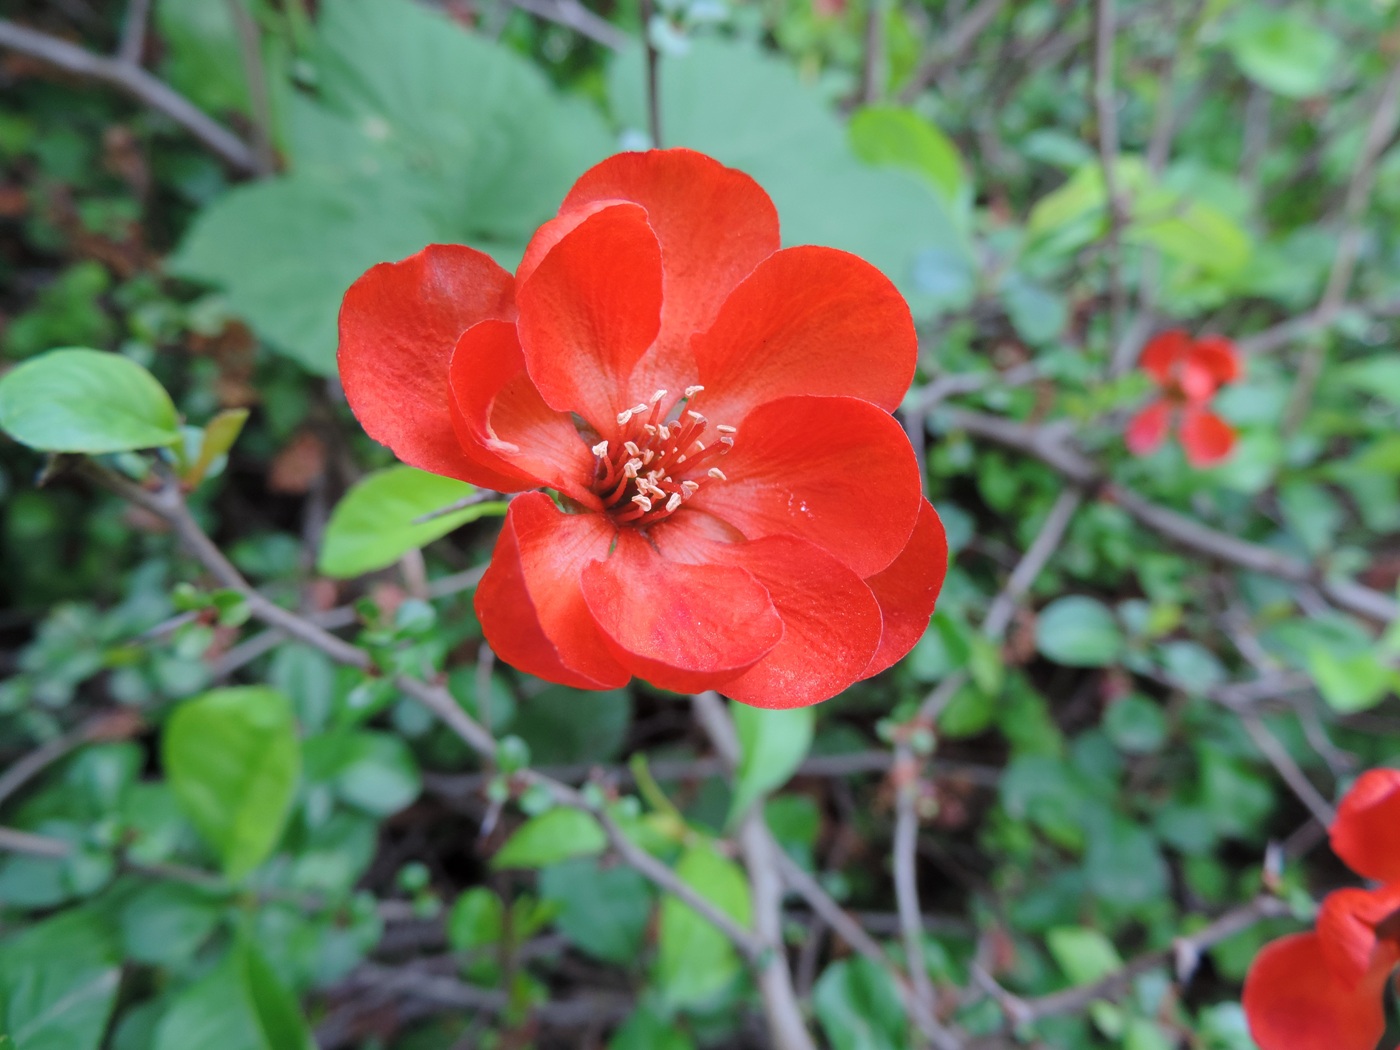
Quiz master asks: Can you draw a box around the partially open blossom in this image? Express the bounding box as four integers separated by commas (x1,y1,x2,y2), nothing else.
1243,768,1400,1050
337,149,947,707
1125,329,1241,467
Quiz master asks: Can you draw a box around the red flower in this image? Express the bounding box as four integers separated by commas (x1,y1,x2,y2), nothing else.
1244,768,1400,1050
337,149,947,708
1124,329,1241,467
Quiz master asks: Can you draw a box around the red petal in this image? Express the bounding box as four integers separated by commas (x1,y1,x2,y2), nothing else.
1243,932,1389,1050
691,246,917,424
520,150,781,398
862,499,949,678
1332,768,1400,882
339,245,515,483
688,395,922,578
1192,335,1243,385
1316,884,1400,986
708,536,884,709
1138,329,1191,386
515,203,663,433
1180,407,1235,467
579,528,783,695
474,494,630,689
448,320,599,506
1125,400,1171,457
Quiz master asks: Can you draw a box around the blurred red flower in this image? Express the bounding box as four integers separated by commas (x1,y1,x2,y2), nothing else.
1243,768,1400,1050
1125,329,1241,467
337,149,947,707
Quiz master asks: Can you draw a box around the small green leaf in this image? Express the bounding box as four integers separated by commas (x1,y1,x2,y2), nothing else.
1308,647,1395,714
849,105,964,202
304,731,421,816
728,703,814,824
0,348,180,453
813,956,908,1050
163,687,301,881
318,465,506,578
1046,926,1122,986
539,857,653,965
492,808,607,869
1103,695,1168,754
447,887,504,951
182,407,249,487
1224,9,1340,99
1036,596,1124,667
656,841,752,1007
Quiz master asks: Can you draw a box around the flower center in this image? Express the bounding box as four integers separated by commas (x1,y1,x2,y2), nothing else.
589,385,735,526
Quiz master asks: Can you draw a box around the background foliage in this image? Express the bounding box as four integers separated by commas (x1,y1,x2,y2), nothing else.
1,0,1399,1047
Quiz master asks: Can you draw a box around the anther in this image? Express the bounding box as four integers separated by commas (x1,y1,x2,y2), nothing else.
623,441,640,456
684,385,704,398
651,389,668,404
716,424,737,434
708,468,727,481
681,480,700,496
591,440,609,457
623,458,641,478
657,424,671,440
687,410,705,422
616,409,633,425
643,424,658,437
631,494,653,512
665,493,682,513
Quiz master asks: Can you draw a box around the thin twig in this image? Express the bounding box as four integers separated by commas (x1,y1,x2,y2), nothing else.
892,746,937,1049
639,0,662,148
858,0,886,105
506,0,629,50
0,711,140,810
1283,60,1400,431
0,19,259,173
1093,0,1127,352
898,0,1008,103
117,0,152,65
982,489,1083,641
224,0,276,176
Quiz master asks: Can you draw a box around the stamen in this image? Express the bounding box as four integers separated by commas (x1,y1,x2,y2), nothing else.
623,441,641,456
720,436,735,448
708,467,727,481
715,424,737,434
680,480,700,496
665,493,682,513
687,410,705,422
651,389,668,404
592,440,608,457
684,385,704,398
631,494,653,512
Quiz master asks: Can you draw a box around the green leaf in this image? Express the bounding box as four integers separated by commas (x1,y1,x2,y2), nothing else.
0,347,180,453
303,731,421,816
1308,647,1395,714
1340,357,1400,407
728,703,814,824
163,686,301,881
118,881,224,966
317,466,507,578
813,957,908,1050
170,0,611,373
154,0,251,116
1225,9,1340,99
656,841,752,1008
447,887,504,951
1046,926,1122,986
849,105,964,202
539,857,653,965
1035,596,1125,667
608,38,969,315
1103,695,1168,754
492,808,607,870
0,910,120,1050
1085,817,1169,908
609,1007,696,1050
153,936,314,1050
510,685,631,765
182,407,250,487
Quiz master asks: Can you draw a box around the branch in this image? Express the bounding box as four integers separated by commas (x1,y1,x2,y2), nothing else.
79,464,766,965
898,0,1008,102
1092,0,1127,351
982,488,1083,640
0,19,260,174
507,0,629,50
939,408,1399,623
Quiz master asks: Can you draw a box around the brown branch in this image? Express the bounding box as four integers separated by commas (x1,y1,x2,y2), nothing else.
982,488,1083,640
507,0,629,50
898,0,1008,102
224,0,275,176
939,408,1399,624
1093,0,1127,352
0,18,259,174
79,463,765,964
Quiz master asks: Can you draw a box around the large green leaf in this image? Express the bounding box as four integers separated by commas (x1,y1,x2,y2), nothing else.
849,105,965,203
169,0,611,374
491,808,607,869
0,910,120,1050
1035,596,1125,668
163,687,301,881
608,38,969,316
317,465,507,578
1224,9,1341,99
152,937,314,1050
0,348,180,453
655,841,752,1007
813,957,907,1050
728,702,814,824
539,857,653,965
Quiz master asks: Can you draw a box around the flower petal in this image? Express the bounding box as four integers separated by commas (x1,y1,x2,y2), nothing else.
1316,884,1400,986
862,499,949,678
1332,767,1400,882
707,536,884,709
1243,932,1390,1050
1192,335,1242,385
1138,329,1191,386
516,203,663,432
339,244,515,483
579,529,783,695
688,395,922,578
522,149,781,399
449,320,599,506
691,246,917,424
1125,400,1171,457
474,493,630,690
1180,407,1235,467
